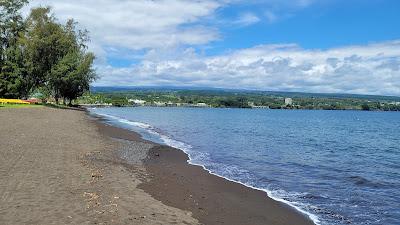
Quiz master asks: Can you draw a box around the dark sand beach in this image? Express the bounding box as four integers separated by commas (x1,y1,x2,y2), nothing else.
141,146,314,225
0,107,314,225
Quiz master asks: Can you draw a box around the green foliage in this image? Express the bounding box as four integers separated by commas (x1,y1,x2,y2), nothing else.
0,103,42,109
361,104,370,111
78,89,400,111
51,51,95,104
0,1,96,103
24,7,65,87
0,0,29,98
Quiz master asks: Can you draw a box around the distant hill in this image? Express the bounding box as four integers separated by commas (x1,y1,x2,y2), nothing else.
91,86,400,102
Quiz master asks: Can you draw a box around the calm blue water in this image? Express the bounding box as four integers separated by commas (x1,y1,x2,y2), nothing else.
90,107,400,225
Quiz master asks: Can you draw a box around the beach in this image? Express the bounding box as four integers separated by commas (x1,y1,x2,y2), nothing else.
0,107,314,225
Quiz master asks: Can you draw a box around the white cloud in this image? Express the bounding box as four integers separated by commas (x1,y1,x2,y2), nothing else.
26,0,223,58
25,0,315,55
95,40,400,96
23,1,400,96
234,12,260,26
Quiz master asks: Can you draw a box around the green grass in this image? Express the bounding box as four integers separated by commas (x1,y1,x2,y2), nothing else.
0,104,43,109
0,103,84,111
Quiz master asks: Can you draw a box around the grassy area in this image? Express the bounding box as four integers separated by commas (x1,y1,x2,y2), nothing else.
0,103,85,111
0,104,43,109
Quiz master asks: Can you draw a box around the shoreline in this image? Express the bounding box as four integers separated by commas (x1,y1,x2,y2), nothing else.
179,150,320,224
81,104,400,112
0,107,314,225
90,110,316,225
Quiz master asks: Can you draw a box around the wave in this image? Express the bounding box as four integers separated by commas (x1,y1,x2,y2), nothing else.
348,175,396,189
93,111,321,225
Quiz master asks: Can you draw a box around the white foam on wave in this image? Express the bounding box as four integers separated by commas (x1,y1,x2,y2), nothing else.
93,111,321,225
97,113,160,136
192,164,321,225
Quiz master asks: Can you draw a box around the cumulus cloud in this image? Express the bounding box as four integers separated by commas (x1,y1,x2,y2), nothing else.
23,0,400,96
95,40,400,96
25,0,315,55
25,0,223,58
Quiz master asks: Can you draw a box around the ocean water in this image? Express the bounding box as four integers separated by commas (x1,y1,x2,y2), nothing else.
90,107,400,225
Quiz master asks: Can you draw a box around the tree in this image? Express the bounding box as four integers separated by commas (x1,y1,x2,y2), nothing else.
361,103,370,111
0,0,28,51
48,18,95,105
0,0,29,98
0,3,96,101
24,7,71,90
50,51,95,105
25,7,96,104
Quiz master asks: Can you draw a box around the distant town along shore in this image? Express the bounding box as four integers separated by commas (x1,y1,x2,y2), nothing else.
77,88,400,111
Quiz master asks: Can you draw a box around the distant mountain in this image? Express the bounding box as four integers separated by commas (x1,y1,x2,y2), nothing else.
90,86,400,101
91,86,226,92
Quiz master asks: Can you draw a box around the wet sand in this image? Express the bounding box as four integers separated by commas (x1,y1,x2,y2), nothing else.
140,145,314,225
0,107,314,225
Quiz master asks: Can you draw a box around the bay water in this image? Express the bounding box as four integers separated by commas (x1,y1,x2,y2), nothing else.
90,107,400,225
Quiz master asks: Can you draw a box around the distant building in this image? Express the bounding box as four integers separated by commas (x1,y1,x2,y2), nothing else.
388,101,400,106
252,105,270,109
166,101,177,107
195,103,209,107
153,101,166,107
248,101,269,109
128,99,146,106
284,98,293,106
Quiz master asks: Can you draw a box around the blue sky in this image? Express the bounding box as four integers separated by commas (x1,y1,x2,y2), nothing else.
27,0,400,96
214,0,400,51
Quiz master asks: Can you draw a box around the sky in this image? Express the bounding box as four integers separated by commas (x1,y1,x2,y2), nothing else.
25,0,400,96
